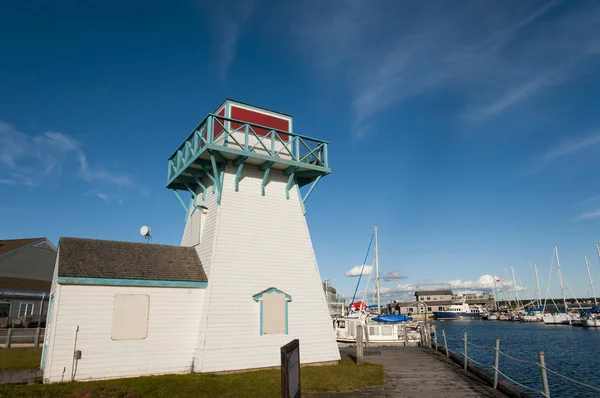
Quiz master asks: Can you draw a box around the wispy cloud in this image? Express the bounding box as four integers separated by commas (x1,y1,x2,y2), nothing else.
0,121,133,189
0,179,15,185
345,265,373,277
292,1,600,138
196,0,254,79
382,271,408,282
529,131,600,172
577,208,600,220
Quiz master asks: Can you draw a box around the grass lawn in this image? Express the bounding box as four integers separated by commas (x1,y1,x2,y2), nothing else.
0,353,383,398
0,349,42,371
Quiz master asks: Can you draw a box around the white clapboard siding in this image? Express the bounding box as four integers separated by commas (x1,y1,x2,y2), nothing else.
193,165,340,373
43,285,204,383
41,253,62,375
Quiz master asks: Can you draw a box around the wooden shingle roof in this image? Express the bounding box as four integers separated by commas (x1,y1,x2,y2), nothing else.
58,237,207,282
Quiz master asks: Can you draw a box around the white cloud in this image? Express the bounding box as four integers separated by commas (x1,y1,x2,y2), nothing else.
0,179,15,185
529,131,600,173
0,121,133,188
577,208,600,220
345,265,373,277
292,1,600,138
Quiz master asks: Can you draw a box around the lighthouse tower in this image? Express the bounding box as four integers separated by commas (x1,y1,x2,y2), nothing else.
166,99,340,373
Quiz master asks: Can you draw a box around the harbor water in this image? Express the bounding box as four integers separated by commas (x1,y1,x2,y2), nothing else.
436,320,600,398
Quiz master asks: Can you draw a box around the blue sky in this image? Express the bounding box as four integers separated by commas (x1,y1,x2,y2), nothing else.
1,0,600,301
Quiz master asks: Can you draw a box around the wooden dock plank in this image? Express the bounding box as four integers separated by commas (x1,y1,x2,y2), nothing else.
309,347,508,397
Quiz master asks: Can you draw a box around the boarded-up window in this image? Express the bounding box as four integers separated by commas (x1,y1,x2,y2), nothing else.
262,291,286,334
111,294,149,340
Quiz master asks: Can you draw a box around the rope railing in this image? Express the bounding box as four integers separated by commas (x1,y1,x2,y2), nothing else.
434,327,600,397
496,368,542,395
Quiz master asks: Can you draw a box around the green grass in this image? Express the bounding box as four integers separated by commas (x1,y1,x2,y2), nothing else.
0,355,384,398
0,349,42,371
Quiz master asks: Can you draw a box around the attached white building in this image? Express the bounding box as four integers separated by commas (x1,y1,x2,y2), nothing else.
41,238,208,383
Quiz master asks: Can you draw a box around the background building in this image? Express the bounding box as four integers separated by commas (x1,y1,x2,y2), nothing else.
0,238,56,327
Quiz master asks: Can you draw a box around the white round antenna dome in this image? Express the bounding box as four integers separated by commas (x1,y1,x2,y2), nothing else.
140,226,151,237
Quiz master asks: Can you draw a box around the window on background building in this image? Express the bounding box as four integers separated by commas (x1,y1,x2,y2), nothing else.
111,294,150,340
408,307,413,312
426,297,431,300
19,303,34,317
0,303,10,317
427,307,432,312
253,288,291,335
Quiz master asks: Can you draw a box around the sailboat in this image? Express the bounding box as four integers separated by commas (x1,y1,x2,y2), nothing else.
543,246,579,325
522,263,544,322
332,226,422,345
581,252,600,327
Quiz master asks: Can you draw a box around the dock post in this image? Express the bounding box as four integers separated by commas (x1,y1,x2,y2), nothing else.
538,351,550,397
34,327,41,348
356,325,364,365
463,333,468,370
442,329,449,358
433,324,438,350
403,323,408,346
493,339,500,389
6,328,12,349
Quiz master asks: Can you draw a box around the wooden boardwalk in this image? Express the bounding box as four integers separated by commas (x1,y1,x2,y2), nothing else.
0,369,42,385
309,347,508,397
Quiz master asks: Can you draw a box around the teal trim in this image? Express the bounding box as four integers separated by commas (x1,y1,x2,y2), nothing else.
209,152,222,205
252,287,292,301
259,301,263,336
283,166,299,176
285,300,289,334
40,293,54,369
285,172,296,200
57,277,208,288
173,190,189,212
296,184,306,215
302,175,322,204
235,162,244,192
261,162,273,196
253,288,291,336
192,176,207,201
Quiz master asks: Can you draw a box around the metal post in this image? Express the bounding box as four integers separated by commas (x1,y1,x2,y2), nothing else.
463,332,468,370
442,329,449,358
493,339,500,389
6,328,12,349
538,351,550,398
35,327,41,348
356,325,364,365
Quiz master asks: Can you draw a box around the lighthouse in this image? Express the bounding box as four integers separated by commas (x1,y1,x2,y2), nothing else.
167,99,340,372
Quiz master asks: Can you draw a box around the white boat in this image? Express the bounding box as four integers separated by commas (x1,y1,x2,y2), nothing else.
487,314,499,320
432,301,485,320
333,312,422,344
581,254,600,327
522,311,543,322
543,312,576,325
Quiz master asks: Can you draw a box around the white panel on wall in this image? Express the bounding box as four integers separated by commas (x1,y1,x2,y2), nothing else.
111,294,149,340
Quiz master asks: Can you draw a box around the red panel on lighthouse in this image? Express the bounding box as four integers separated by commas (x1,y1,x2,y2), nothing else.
230,105,289,140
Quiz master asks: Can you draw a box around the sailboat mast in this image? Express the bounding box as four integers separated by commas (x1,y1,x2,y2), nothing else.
375,225,381,315
492,273,499,310
511,265,520,308
555,246,568,313
534,264,542,308
585,256,597,306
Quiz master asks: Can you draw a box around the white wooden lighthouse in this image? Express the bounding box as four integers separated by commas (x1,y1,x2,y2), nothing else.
167,99,340,372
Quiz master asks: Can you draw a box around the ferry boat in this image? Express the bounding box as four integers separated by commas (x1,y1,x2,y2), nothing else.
432,302,485,320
